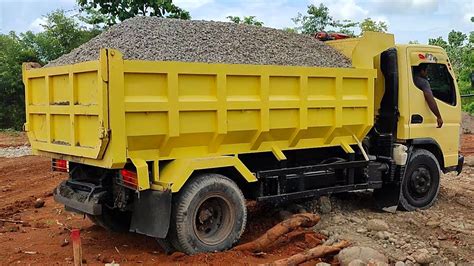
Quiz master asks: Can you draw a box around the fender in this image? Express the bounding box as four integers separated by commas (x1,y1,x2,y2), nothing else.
410,138,445,170
158,156,257,193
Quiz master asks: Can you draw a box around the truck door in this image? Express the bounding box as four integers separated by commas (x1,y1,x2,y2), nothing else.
407,48,461,167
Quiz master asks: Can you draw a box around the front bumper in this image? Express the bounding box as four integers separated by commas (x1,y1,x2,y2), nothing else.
53,180,106,215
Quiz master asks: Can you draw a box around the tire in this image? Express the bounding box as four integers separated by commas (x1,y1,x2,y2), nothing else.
399,149,441,211
168,173,247,254
87,207,132,232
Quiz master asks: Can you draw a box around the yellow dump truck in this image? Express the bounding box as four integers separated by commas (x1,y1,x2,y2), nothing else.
22,32,463,254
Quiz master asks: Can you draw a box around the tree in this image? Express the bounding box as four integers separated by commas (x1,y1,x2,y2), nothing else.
408,40,419,44
292,4,334,34
20,10,100,63
227,16,263,27
359,18,388,34
0,10,100,129
0,33,38,129
428,36,448,49
429,30,473,96
292,4,358,36
77,0,191,26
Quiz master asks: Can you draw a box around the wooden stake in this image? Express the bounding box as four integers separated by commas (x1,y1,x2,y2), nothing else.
71,229,82,266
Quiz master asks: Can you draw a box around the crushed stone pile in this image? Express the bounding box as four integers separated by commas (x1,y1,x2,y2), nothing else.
46,17,351,68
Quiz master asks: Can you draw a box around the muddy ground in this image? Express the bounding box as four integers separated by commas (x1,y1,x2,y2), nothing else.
0,131,473,265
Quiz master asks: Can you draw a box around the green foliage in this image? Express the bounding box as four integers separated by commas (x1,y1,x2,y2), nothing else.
19,10,101,64
0,33,38,129
77,0,191,25
292,4,359,36
0,10,101,130
465,101,474,115
227,16,264,27
408,40,420,44
359,18,388,34
282,27,298,34
292,4,334,34
429,30,473,97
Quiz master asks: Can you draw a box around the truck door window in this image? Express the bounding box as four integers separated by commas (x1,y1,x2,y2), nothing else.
412,63,456,106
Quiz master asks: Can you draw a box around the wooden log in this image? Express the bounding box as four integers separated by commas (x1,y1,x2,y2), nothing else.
270,240,350,266
234,213,320,252
0,219,25,224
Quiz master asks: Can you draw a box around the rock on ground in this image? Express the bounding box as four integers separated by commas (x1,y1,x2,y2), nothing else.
367,219,389,231
0,145,32,158
46,17,351,68
462,112,474,134
318,196,332,214
337,246,388,266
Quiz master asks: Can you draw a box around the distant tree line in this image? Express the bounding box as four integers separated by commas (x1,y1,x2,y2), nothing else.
0,1,472,130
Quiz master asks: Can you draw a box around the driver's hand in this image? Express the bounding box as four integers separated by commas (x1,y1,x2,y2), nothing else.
437,117,443,128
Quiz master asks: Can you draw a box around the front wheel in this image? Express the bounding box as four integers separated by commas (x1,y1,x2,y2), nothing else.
399,149,441,211
168,173,247,254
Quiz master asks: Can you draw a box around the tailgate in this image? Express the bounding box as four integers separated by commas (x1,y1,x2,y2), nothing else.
23,50,109,159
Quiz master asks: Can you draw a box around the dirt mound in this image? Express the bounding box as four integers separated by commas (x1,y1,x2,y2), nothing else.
462,112,474,134
46,17,351,68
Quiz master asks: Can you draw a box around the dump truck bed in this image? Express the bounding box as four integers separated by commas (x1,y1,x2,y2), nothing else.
23,33,395,169
23,52,374,168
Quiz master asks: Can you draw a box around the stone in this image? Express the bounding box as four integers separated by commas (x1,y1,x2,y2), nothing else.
34,198,45,208
319,196,332,214
395,261,406,266
337,246,388,266
425,220,441,227
315,263,331,266
367,219,389,231
348,259,366,266
349,216,364,224
60,239,69,247
332,215,346,224
412,249,434,264
376,231,389,240
46,17,352,69
356,227,367,233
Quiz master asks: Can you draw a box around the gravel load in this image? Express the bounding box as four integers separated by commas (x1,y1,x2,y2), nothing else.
46,17,351,68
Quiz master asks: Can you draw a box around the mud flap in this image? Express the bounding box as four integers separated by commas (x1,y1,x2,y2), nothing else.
129,189,171,238
373,183,400,213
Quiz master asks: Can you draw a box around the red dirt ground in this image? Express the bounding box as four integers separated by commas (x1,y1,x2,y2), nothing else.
0,156,333,265
0,132,28,148
0,132,472,264
461,134,474,156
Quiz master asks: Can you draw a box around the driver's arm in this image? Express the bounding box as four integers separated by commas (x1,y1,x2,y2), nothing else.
415,77,443,128
422,90,442,125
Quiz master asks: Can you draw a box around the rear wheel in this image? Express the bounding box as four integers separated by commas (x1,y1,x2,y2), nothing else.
399,149,440,211
87,207,132,232
168,174,246,254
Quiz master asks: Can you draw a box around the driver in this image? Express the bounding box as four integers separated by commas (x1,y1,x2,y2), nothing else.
414,63,443,128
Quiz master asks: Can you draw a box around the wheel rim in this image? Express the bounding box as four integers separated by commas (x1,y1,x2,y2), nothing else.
193,194,234,246
407,165,432,199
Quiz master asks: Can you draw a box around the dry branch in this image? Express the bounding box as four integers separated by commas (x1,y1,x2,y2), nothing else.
270,240,350,266
0,218,25,224
234,213,320,252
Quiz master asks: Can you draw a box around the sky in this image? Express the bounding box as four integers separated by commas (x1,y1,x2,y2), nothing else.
0,0,472,44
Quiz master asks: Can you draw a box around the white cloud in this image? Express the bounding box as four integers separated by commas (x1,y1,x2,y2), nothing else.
370,0,439,14
28,17,47,33
308,0,370,22
173,0,214,10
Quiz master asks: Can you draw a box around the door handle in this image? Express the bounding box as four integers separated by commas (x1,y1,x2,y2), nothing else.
411,114,423,124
